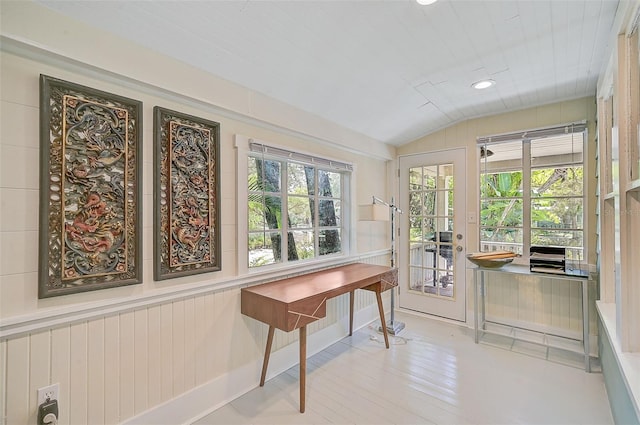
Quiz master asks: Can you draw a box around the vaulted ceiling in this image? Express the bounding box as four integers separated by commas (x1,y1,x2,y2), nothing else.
37,0,620,146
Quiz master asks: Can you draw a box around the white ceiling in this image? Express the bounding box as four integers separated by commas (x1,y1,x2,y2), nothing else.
36,0,620,147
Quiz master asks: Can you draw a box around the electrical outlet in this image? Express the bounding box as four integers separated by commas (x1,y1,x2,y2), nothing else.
37,383,59,405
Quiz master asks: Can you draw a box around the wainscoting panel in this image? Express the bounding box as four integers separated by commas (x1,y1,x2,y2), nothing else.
0,341,6,425
484,270,595,340
7,336,29,425
104,315,120,425
0,254,389,425
51,327,71,425
69,322,88,425
87,318,106,425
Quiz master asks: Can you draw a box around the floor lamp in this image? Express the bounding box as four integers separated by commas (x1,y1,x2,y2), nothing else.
359,196,405,335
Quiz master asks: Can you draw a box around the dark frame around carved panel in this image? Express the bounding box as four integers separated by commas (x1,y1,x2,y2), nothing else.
38,75,142,298
153,107,221,280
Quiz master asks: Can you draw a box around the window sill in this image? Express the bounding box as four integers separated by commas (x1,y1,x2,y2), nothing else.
243,249,391,281
245,254,350,276
596,301,640,419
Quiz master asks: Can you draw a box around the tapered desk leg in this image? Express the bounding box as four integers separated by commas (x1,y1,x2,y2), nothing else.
349,290,355,336
299,325,307,413
260,325,275,387
375,291,390,348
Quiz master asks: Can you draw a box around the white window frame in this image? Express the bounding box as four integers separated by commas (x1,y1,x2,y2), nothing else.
477,123,588,266
235,135,352,275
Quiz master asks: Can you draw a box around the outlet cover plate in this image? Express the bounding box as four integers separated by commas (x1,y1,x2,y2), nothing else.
37,383,59,406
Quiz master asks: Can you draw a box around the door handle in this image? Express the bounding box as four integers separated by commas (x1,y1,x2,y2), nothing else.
455,234,463,253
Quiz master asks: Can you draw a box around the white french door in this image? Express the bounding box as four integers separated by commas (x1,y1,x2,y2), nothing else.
398,149,466,321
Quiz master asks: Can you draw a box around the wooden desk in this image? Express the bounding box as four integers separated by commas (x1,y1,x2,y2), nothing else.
241,263,397,413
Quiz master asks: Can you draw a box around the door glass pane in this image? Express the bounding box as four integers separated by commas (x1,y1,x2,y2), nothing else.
409,243,423,267
409,167,423,190
436,270,453,293
409,266,424,290
438,164,454,190
423,217,436,240
409,191,422,216
409,218,423,242
423,191,436,216
437,217,454,233
446,190,454,216
423,166,437,189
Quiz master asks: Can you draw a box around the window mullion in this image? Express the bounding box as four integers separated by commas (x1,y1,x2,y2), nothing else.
523,140,532,262
314,168,319,258
282,160,289,263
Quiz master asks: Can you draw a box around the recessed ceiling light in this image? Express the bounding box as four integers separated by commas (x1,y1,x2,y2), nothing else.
416,0,438,5
472,79,495,90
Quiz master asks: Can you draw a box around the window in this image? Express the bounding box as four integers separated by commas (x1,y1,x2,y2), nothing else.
478,123,586,264
246,142,351,269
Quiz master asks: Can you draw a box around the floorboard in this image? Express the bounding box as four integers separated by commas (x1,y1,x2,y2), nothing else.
194,311,613,424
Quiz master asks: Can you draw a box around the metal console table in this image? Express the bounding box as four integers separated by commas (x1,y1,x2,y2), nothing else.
472,264,591,372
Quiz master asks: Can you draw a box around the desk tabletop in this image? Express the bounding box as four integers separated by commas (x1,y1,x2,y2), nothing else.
241,263,394,331
242,263,392,303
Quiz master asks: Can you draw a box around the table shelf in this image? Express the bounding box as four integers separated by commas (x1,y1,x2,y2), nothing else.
472,264,591,372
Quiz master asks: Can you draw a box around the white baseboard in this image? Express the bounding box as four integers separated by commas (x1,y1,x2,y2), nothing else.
122,303,381,425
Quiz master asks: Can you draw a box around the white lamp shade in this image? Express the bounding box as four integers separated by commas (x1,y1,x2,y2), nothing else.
358,204,389,221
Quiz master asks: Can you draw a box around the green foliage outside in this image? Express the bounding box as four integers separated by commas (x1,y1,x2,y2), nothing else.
480,166,584,258
248,156,342,267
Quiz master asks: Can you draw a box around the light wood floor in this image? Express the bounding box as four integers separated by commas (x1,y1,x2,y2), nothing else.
194,311,613,424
